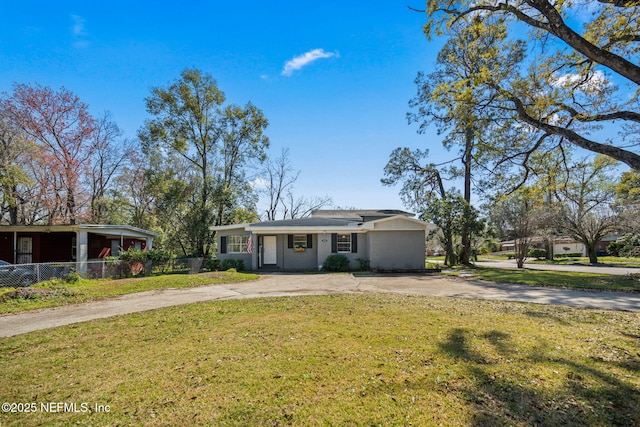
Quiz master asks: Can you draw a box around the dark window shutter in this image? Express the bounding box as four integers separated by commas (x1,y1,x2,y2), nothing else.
288,234,293,249
351,233,358,253
307,234,313,249
331,233,337,253
220,236,227,254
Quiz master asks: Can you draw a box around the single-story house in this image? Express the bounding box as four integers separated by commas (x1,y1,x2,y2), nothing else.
500,235,620,256
0,224,156,273
211,210,433,272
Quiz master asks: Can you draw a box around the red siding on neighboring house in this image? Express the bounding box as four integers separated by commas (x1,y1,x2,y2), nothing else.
38,232,74,262
89,234,109,259
0,233,13,262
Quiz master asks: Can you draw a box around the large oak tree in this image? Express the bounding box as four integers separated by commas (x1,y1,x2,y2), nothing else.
139,69,269,256
418,0,640,170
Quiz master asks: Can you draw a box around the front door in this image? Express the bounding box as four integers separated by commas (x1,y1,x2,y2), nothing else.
263,235,277,265
16,237,33,264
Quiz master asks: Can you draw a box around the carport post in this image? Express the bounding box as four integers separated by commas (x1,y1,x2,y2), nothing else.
13,231,17,264
77,230,89,275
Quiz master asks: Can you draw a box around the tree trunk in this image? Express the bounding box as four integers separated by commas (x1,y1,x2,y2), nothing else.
444,235,455,266
587,242,599,264
460,126,474,265
515,239,528,268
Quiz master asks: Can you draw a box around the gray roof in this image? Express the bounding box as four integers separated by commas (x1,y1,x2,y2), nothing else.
311,209,413,220
249,217,360,228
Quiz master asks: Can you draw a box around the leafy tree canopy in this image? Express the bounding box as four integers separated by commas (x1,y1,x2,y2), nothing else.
416,0,640,171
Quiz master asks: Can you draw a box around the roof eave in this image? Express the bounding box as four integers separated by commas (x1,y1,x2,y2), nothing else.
246,226,364,233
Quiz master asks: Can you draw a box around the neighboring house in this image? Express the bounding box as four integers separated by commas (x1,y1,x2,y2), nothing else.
0,224,156,273
500,235,620,256
211,210,433,272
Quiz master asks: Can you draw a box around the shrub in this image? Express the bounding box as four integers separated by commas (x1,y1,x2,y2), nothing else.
64,269,81,284
355,258,370,271
220,259,244,271
118,248,146,264
528,248,547,259
146,249,172,271
556,252,583,258
205,259,220,271
322,254,350,272
607,234,640,257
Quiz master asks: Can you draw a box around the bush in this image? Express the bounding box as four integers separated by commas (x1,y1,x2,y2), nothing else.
556,252,583,258
205,259,220,271
607,234,640,257
118,248,147,264
528,248,547,259
220,259,244,271
322,254,350,272
355,258,370,271
64,269,81,284
146,249,172,271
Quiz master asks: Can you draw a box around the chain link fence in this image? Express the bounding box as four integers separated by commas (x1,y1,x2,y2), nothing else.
0,258,208,288
0,260,133,288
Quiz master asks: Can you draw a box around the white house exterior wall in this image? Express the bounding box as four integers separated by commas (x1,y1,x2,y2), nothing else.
367,230,426,271
216,230,253,268
553,242,586,256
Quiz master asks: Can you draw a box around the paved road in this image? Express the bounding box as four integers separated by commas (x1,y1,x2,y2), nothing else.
474,259,640,275
2,273,639,338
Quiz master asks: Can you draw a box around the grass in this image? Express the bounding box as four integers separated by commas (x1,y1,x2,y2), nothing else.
0,294,638,426
0,271,259,314
478,254,640,267
529,256,640,267
449,266,640,292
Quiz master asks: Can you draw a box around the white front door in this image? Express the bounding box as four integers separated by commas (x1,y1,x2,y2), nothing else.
263,236,277,265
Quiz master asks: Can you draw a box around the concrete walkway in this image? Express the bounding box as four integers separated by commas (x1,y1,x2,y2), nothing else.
1,273,639,338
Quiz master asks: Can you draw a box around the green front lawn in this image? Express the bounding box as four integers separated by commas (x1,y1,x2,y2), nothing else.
1,294,638,426
0,271,259,314
529,256,640,267
451,267,640,292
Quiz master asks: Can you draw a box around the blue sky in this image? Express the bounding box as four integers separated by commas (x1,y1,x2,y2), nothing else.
0,1,448,214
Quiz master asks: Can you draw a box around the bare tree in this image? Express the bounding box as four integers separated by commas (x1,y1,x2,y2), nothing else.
262,148,299,221
261,147,332,220
283,193,333,220
89,111,136,223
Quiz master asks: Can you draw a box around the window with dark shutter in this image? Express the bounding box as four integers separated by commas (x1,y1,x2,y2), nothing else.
288,234,294,249
307,234,313,249
331,233,337,253
351,233,358,253
220,236,227,254
336,233,352,253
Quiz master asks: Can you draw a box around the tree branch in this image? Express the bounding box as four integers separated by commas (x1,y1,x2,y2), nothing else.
494,84,640,169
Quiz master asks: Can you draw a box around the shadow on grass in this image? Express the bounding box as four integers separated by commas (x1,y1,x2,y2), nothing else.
438,328,640,426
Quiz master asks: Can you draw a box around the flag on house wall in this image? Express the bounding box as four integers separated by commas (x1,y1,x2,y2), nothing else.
246,235,253,253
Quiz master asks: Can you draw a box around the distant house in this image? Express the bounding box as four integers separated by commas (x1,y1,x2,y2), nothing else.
0,224,156,273
211,210,434,272
500,235,620,256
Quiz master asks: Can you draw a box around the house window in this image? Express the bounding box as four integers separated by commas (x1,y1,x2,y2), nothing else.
227,235,248,253
337,234,351,253
293,235,307,251
71,236,77,260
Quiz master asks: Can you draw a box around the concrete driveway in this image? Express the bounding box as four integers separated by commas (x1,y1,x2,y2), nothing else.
1,273,639,338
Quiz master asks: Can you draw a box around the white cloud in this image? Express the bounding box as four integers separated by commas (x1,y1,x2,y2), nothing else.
71,15,87,36
553,70,608,93
281,48,337,76
71,15,90,48
250,176,270,190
